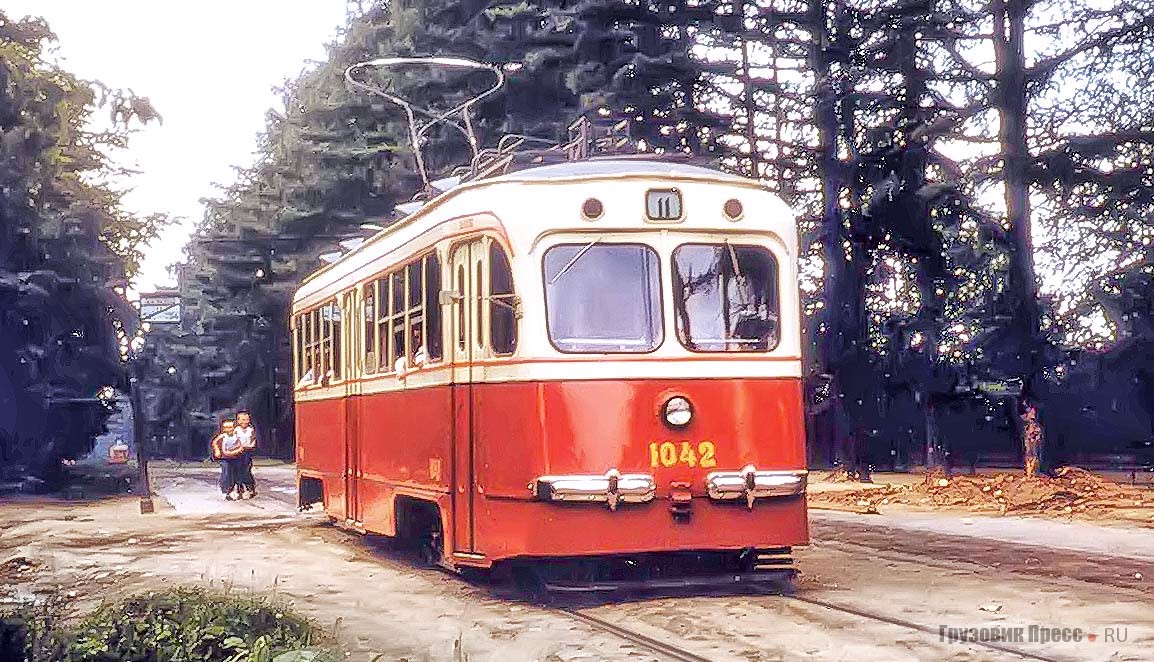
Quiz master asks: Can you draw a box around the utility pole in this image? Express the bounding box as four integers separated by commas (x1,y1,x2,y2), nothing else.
133,290,181,513
129,355,154,514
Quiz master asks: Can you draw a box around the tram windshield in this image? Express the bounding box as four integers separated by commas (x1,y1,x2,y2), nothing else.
672,243,779,352
543,243,663,353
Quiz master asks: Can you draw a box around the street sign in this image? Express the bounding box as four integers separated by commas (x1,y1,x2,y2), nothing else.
975,378,1022,397
138,291,181,324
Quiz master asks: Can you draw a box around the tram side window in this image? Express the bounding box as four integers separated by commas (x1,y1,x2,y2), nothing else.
407,260,424,363
304,310,314,382
489,242,517,355
475,262,484,351
304,316,313,382
456,265,466,351
299,308,324,385
322,307,332,380
316,309,325,379
424,255,443,361
375,276,389,371
363,281,377,374
390,271,405,370
305,312,315,383
295,313,312,386
328,300,343,380
367,253,443,373
320,304,334,378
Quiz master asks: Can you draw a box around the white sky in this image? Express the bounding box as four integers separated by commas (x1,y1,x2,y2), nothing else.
6,1,351,293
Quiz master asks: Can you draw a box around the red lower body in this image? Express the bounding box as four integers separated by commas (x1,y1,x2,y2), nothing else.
296,377,808,566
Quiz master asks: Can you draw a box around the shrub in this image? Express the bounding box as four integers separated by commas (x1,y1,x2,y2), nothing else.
1,588,340,662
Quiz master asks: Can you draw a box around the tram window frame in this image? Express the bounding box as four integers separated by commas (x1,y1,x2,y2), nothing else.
295,312,314,387
456,264,467,352
299,308,325,386
488,241,517,356
671,242,781,353
304,310,314,383
315,308,324,379
389,271,406,371
475,261,485,352
542,242,664,354
367,251,444,374
363,281,378,374
424,255,443,361
407,260,425,364
291,316,299,386
374,275,390,372
318,301,341,382
305,311,315,383
329,299,344,381
323,305,333,380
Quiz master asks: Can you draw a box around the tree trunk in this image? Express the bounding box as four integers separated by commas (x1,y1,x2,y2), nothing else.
993,0,1045,474
809,0,844,467
924,393,943,471
1021,399,1043,476
808,0,872,469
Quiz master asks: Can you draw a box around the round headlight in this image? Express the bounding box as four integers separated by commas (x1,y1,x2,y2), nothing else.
664,396,693,428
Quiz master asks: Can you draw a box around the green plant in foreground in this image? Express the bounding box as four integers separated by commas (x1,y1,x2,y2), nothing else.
2,588,341,662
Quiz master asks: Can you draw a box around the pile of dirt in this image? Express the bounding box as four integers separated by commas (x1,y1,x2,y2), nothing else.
0,555,38,583
810,467,1154,519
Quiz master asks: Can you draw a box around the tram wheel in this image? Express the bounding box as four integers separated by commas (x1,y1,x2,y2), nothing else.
419,516,444,568
510,564,550,604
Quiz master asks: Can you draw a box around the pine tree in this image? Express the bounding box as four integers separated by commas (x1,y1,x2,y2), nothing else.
0,13,167,482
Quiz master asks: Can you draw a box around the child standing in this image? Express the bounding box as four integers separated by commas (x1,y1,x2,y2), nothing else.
235,411,258,499
210,420,244,500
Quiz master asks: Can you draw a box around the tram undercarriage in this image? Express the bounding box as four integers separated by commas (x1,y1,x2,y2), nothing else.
501,547,796,597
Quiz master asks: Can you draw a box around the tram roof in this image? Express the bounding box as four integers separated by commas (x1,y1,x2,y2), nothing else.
293,159,781,307
485,159,753,184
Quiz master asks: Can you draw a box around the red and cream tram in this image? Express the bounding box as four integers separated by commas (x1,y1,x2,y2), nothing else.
292,160,807,589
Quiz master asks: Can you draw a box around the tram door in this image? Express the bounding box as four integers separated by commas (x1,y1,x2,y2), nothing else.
341,291,363,526
448,238,488,553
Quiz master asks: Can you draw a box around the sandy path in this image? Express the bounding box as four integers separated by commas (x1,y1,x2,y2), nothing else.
2,466,1152,661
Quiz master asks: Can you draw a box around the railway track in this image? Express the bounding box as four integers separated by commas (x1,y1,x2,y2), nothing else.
784,593,1071,662
558,607,718,662
553,591,1073,662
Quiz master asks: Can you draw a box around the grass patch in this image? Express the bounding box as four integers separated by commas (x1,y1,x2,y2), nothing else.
1,588,341,661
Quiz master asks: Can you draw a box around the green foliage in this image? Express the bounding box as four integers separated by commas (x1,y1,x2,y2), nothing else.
2,589,339,662
0,11,171,480
136,0,1154,467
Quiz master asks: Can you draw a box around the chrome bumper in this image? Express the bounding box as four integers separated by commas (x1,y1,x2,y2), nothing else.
530,466,806,511
530,470,655,510
706,467,808,508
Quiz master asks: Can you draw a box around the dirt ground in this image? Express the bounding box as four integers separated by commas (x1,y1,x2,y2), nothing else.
809,467,1154,526
2,465,1153,661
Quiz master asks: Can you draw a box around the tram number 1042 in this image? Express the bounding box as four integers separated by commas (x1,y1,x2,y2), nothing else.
649,441,718,468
